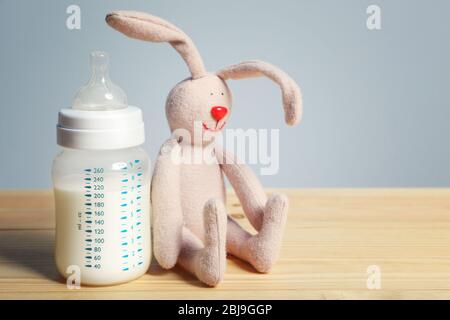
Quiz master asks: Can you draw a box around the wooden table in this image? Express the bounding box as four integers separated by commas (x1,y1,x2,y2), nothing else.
0,189,449,299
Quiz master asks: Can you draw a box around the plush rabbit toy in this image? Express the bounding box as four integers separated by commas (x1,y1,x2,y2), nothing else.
106,11,302,286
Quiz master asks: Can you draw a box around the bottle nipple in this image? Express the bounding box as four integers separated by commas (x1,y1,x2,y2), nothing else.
72,51,127,111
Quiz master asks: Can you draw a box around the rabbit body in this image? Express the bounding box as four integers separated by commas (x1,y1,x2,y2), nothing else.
179,147,226,241
106,11,302,286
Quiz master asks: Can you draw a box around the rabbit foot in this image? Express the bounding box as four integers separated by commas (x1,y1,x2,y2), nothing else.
195,198,227,286
245,194,288,273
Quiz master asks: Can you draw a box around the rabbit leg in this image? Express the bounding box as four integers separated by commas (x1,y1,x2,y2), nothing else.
178,199,227,286
152,139,183,269
227,194,288,273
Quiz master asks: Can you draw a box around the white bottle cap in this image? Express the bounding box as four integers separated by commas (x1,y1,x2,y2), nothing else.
57,52,145,150
57,106,145,150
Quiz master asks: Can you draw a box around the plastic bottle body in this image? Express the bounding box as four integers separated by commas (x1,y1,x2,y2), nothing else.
52,146,151,286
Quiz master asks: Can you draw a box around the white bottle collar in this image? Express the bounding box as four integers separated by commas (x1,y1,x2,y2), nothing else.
57,106,145,150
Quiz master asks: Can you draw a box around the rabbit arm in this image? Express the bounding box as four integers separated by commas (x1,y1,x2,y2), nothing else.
151,139,183,269
215,146,267,231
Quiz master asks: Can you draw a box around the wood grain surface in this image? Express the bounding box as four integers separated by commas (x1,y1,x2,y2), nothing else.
0,189,449,299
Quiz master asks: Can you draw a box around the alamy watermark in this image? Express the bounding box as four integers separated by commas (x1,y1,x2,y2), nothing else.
366,265,382,290
66,265,81,289
66,5,81,30
165,121,281,175
367,5,382,30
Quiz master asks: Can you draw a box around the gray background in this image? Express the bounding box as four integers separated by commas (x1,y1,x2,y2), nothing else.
1,0,449,188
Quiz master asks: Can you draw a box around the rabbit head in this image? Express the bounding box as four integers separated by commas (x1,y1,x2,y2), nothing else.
106,11,302,146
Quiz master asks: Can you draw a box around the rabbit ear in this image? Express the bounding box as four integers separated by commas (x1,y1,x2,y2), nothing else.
217,60,302,125
106,11,207,79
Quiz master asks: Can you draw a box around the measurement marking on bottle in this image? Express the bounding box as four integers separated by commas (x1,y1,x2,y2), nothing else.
84,169,92,268
83,167,105,270
117,159,146,272
120,163,131,271
120,163,130,271
135,160,145,268
77,158,147,278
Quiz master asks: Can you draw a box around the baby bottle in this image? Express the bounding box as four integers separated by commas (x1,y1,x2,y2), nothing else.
52,51,151,286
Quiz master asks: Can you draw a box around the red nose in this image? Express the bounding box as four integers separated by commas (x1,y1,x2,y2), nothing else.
211,106,228,121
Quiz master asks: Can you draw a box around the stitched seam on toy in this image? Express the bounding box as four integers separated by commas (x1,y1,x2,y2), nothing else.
214,204,222,282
